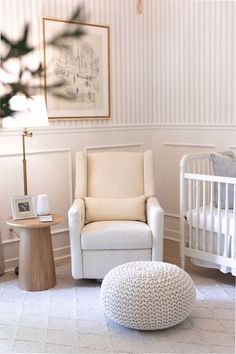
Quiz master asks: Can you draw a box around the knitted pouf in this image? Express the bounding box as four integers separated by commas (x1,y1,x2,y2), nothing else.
100,261,196,330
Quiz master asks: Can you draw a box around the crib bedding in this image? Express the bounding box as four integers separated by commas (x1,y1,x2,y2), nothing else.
186,207,236,275
186,206,235,237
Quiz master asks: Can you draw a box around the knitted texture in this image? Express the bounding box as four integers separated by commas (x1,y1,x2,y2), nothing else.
101,261,196,330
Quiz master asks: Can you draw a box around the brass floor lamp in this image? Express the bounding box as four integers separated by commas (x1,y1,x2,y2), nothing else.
22,128,32,195
2,95,48,196
2,95,48,275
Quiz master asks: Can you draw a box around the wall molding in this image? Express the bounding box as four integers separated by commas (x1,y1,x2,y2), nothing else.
52,227,69,236
164,214,180,242
164,228,180,242
4,245,70,273
0,147,72,158
1,123,236,137
164,235,180,243
2,237,19,245
2,227,69,247
162,143,216,149
85,143,143,151
165,213,180,219
4,237,184,272
0,146,72,276
0,148,72,240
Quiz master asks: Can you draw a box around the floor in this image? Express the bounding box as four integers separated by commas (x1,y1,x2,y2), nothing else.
0,239,235,353
56,238,235,290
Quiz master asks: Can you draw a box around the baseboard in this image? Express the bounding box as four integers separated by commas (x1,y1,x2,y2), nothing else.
4,257,19,273
164,235,180,242
164,227,180,242
3,232,179,273
4,245,71,273
54,245,70,260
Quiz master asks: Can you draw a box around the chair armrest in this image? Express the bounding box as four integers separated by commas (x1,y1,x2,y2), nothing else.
146,197,163,261
68,198,85,279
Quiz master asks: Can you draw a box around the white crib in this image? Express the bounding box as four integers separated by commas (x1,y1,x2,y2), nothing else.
180,151,236,276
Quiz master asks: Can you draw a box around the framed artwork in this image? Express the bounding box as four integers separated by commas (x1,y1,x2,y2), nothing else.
10,195,37,220
42,17,111,120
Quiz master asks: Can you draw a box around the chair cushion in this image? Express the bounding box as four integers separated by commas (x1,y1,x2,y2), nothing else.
81,221,152,250
84,195,146,224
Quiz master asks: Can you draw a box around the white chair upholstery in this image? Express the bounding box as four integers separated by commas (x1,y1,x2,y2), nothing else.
68,150,163,279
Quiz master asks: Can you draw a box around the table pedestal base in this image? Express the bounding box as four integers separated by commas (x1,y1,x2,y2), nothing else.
19,227,56,291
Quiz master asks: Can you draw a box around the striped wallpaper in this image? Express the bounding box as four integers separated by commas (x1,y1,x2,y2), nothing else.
1,0,235,128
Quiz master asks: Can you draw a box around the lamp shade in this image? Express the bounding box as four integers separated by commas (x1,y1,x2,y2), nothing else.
2,95,48,128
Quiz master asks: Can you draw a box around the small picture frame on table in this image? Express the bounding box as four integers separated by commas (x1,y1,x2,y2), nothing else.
10,195,37,220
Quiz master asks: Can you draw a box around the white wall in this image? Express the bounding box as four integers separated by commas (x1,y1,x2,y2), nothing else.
1,0,236,270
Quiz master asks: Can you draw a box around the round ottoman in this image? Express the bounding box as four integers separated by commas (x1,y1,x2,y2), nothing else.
100,261,196,330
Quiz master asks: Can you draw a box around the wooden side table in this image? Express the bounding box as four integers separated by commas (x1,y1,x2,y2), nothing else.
6,213,63,291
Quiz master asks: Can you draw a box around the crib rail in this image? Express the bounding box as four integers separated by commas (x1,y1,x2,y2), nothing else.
180,152,236,275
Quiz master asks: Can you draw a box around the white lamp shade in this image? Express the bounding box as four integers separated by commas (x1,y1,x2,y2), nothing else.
2,95,48,128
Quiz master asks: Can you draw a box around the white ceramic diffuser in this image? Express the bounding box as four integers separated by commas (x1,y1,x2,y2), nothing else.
37,194,50,215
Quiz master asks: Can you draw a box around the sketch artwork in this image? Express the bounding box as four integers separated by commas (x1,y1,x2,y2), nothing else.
55,36,102,110
43,18,110,119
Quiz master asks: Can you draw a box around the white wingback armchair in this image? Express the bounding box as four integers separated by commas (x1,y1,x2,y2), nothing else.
68,150,163,279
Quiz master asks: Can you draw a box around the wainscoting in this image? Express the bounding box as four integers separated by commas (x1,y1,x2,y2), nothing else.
1,128,236,270
0,148,72,271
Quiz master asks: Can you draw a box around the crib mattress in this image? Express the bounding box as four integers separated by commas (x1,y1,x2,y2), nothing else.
186,206,236,275
186,206,235,237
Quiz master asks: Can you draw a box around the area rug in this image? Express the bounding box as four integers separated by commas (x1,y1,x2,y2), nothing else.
0,263,235,353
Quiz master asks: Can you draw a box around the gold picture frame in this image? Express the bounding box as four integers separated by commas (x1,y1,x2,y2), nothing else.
10,195,37,220
42,17,111,120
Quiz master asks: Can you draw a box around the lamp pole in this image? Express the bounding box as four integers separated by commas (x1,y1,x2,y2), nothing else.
22,128,32,196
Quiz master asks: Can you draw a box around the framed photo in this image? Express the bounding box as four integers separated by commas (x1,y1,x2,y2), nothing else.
42,17,111,120
10,196,37,220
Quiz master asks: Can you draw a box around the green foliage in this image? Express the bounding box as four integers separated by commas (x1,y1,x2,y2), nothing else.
1,25,33,61
0,6,85,119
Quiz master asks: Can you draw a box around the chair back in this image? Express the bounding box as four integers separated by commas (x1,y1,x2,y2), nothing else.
75,150,155,199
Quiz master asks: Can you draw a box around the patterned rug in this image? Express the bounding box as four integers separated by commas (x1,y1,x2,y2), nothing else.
0,263,235,353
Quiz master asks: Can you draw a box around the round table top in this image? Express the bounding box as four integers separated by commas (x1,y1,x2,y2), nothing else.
6,213,63,229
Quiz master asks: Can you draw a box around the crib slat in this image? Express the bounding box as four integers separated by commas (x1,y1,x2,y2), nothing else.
193,160,196,174
224,184,229,258
196,180,200,250
207,157,211,175
233,185,236,260
202,180,206,252
192,167,196,208
197,159,201,174
188,179,192,249
217,182,221,256
206,157,210,205
206,159,210,203
210,181,214,254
